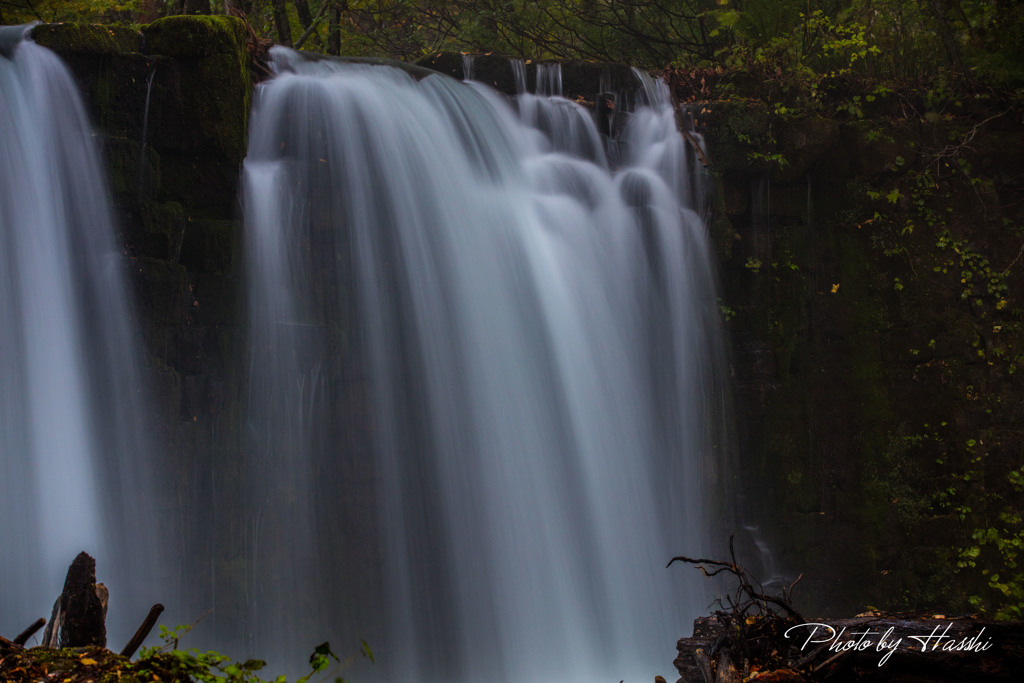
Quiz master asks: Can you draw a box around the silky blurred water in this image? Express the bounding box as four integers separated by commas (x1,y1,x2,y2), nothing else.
241,51,727,682
0,28,157,645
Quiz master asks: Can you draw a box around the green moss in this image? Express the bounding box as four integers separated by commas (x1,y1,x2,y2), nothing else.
705,100,774,170
708,172,740,260
31,23,143,54
190,55,251,158
136,201,187,260
142,15,248,58
143,16,252,166
841,119,920,176
0,646,144,683
179,218,239,275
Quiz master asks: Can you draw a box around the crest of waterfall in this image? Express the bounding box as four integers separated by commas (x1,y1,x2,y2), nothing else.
514,63,607,164
535,62,562,96
0,26,158,643
509,57,527,94
241,47,728,682
461,54,475,82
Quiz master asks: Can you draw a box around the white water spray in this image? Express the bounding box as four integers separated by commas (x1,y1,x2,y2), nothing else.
0,26,157,644
241,50,727,682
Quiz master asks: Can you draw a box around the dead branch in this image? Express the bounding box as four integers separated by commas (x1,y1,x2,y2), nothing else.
669,535,803,621
0,634,23,654
120,604,165,658
13,618,45,647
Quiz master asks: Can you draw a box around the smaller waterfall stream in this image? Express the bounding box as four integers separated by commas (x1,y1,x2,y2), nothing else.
0,26,159,643
241,51,727,682
137,67,156,201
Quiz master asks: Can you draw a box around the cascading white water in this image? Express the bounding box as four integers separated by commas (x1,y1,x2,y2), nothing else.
0,26,157,643
241,48,727,681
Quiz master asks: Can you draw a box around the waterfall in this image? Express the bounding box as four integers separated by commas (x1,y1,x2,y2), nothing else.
238,47,728,681
0,26,158,644
535,62,562,96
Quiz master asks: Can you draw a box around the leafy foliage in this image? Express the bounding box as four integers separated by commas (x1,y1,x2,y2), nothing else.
0,0,142,24
6,1,1022,97
848,107,1024,618
132,624,373,682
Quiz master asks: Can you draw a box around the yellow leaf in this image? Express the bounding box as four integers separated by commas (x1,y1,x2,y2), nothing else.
80,658,98,666
831,283,840,293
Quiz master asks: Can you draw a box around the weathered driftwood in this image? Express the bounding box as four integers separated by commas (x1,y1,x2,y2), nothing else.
13,618,46,646
120,603,165,658
40,551,107,649
0,634,22,655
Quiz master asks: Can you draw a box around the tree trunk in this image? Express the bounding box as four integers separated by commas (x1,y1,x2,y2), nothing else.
273,0,293,46
183,0,211,14
225,1,255,18
294,0,314,28
138,0,167,22
327,1,345,55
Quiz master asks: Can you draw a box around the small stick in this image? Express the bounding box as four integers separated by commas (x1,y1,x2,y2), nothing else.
0,634,23,654
681,128,709,167
13,618,46,646
120,604,165,658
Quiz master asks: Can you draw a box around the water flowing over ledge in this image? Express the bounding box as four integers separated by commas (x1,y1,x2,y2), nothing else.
3,21,731,679
240,48,729,681
13,16,1024,671
1,27,157,645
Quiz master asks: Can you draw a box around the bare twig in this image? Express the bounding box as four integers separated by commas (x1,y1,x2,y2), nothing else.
926,110,1009,168
0,634,23,654
1001,242,1024,276
294,0,333,50
120,604,165,658
13,618,45,646
669,535,804,621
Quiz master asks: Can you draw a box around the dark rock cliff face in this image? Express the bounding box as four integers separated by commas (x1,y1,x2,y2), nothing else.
36,16,1024,625
689,93,1024,618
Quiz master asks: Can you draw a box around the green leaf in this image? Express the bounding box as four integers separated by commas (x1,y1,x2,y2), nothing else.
717,10,742,29
361,639,375,664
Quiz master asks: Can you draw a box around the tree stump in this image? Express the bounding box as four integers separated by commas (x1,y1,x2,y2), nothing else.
40,552,107,649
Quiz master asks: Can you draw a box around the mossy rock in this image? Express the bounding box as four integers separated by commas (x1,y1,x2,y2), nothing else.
31,23,143,54
775,116,841,181
134,201,187,261
702,100,774,171
156,151,241,217
101,136,161,200
142,17,252,168
142,15,247,58
179,218,239,275
768,181,814,220
556,60,641,100
840,119,921,176
417,52,642,102
418,52,520,93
